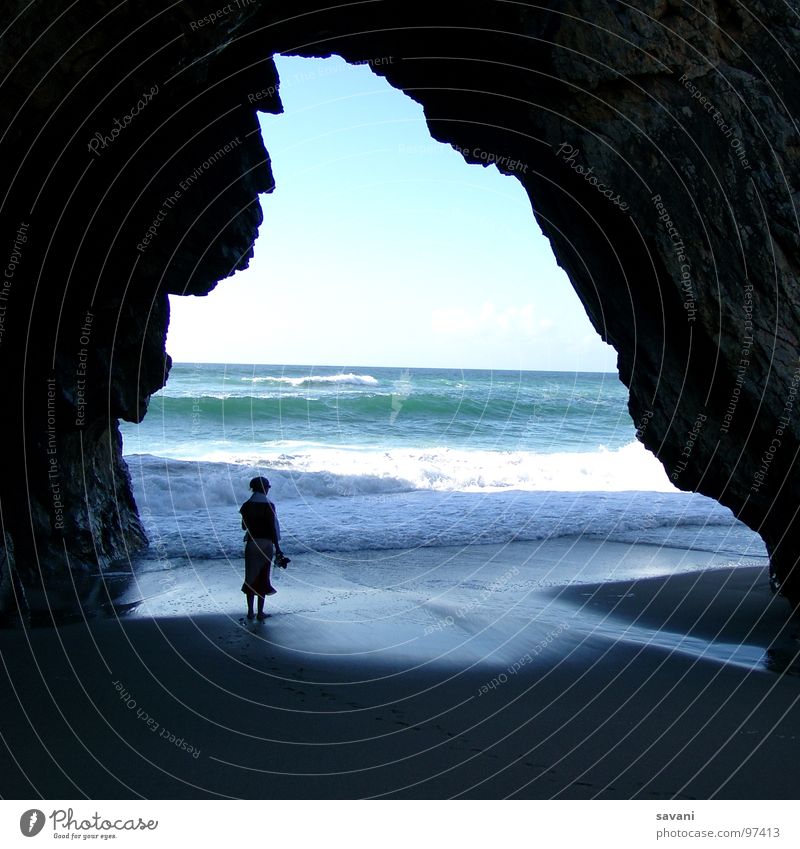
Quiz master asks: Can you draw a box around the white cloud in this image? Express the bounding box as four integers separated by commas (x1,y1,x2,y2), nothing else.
430,302,544,337
430,306,477,334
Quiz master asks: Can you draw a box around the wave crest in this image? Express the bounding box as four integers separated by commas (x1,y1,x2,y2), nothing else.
242,373,379,387
125,452,763,560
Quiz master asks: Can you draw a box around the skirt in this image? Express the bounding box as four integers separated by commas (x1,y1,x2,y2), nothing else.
242,537,274,598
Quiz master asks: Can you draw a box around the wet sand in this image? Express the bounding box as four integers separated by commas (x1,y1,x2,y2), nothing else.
1,539,799,799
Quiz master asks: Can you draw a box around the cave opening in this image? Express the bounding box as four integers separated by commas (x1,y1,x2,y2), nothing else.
118,55,766,600
4,3,800,804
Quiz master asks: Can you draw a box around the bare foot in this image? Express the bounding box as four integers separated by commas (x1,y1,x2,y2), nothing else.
257,612,268,621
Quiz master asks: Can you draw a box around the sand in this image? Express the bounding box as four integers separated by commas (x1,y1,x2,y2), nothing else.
1,538,799,799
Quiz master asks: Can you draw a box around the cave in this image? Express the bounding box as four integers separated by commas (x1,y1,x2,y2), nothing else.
4,0,800,806
2,0,800,617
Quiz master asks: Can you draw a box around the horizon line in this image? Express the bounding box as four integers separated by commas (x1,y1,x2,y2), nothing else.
167,360,621,376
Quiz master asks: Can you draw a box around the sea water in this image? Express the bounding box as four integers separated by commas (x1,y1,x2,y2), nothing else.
120,364,766,564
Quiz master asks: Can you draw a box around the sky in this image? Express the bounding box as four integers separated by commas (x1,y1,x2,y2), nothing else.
166,55,619,373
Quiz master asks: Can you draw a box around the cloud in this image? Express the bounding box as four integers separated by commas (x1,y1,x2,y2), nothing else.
430,302,544,337
430,305,476,334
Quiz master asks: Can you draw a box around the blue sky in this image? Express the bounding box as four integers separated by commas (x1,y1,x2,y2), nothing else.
166,55,618,372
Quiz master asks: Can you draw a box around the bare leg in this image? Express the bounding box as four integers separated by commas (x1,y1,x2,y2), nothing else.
257,595,266,620
246,591,255,619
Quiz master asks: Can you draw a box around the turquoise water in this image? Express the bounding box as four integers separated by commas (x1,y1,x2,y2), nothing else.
125,364,632,459
120,364,767,561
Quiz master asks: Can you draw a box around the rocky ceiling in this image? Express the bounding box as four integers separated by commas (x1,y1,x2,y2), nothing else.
1,1,799,612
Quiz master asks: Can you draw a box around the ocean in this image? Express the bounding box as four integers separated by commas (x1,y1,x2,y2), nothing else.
120,363,767,566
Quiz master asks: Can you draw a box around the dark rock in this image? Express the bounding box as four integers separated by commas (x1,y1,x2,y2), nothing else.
0,533,26,625
1,1,800,608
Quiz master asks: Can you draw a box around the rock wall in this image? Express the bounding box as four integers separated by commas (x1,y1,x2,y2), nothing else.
0,0,280,598
2,1,799,610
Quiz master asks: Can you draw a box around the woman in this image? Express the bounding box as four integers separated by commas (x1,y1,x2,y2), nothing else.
239,476,284,621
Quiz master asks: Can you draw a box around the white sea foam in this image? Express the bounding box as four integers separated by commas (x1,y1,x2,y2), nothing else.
127,440,677,497
242,373,380,387
122,366,767,567
124,447,766,561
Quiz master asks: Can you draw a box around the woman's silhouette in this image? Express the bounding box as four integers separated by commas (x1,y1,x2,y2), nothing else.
239,476,284,620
